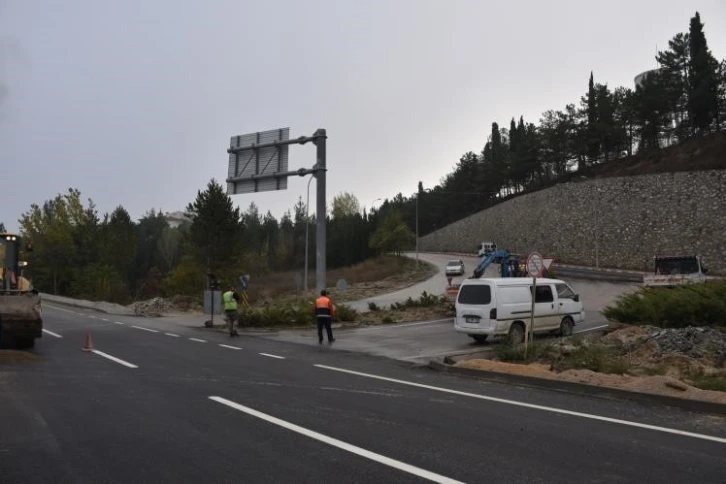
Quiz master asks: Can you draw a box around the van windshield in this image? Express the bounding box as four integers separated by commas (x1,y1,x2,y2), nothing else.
458,285,491,304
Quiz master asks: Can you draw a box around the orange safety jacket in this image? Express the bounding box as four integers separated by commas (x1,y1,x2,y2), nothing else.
314,296,335,319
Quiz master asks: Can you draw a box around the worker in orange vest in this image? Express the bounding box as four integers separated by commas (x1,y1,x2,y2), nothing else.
314,289,336,344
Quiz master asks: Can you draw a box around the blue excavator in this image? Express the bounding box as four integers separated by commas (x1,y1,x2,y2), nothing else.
472,249,524,279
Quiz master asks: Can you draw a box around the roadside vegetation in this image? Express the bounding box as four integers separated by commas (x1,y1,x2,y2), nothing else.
602,280,726,328
464,279,726,397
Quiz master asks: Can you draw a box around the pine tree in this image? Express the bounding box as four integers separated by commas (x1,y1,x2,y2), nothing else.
586,72,600,163
688,12,720,133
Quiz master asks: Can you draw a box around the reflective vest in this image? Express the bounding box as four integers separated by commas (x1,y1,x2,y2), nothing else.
223,290,238,311
314,296,334,319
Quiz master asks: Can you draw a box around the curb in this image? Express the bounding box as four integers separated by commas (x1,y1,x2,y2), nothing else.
428,360,726,416
40,294,136,316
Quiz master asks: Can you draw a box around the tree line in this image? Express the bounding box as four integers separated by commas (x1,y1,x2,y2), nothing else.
8,181,414,303
4,11,721,302
376,11,725,238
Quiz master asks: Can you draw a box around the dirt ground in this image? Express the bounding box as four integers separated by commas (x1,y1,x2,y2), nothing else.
457,358,726,405
456,324,726,405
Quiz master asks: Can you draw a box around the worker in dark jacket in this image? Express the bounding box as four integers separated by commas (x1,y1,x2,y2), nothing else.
314,290,336,344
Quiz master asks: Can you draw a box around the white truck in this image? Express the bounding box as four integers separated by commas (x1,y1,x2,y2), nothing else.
477,242,497,257
642,255,708,287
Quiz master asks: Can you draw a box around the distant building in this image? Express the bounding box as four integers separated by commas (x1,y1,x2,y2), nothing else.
164,211,192,228
634,67,679,148
634,68,662,89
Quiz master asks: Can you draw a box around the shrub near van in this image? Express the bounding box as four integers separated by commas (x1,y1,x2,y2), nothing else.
454,277,585,343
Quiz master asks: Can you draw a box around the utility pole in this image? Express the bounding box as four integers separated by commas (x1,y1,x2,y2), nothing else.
415,190,419,267
313,129,327,293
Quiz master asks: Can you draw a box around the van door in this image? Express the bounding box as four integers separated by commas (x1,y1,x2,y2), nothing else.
455,283,494,331
531,283,559,331
555,282,582,323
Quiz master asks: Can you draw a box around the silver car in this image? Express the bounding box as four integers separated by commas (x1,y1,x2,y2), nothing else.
445,259,465,276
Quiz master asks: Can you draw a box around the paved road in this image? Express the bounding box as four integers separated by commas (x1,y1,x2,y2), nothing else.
288,252,638,363
2,305,726,483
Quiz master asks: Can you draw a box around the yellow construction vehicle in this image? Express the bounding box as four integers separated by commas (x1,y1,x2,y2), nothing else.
0,233,42,349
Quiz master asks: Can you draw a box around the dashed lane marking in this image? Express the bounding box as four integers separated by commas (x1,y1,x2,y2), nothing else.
259,353,285,359
90,349,138,369
220,344,242,350
42,329,63,338
132,325,159,333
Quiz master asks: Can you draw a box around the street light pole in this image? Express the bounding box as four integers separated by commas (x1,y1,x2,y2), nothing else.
304,174,314,292
415,192,419,267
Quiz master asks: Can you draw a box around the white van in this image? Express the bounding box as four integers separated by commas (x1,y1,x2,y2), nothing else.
454,277,585,343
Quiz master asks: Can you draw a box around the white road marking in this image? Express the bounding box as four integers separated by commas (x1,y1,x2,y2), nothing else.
189,338,207,343
219,344,241,350
90,350,138,369
42,329,63,338
114,321,125,325
132,325,159,333
209,396,463,484
574,324,610,334
88,315,98,319
314,365,726,446
100,318,110,322
361,318,453,330
259,353,285,359
165,332,181,338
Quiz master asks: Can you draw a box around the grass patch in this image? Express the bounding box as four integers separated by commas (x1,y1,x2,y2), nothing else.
494,340,556,363
603,280,726,328
238,299,359,328
360,291,455,325
494,339,631,376
246,255,435,302
686,370,726,392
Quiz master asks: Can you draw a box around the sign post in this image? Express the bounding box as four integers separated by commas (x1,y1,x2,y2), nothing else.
225,128,328,293
525,252,544,357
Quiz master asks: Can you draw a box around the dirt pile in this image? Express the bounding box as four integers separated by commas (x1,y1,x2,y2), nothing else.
456,324,726,405
603,325,726,363
130,296,201,316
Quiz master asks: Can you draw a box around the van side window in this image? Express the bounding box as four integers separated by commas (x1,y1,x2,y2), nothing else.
457,285,491,305
555,283,576,299
532,285,553,303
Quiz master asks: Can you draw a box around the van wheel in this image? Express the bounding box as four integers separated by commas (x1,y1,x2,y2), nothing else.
559,317,574,337
470,335,488,343
508,323,525,344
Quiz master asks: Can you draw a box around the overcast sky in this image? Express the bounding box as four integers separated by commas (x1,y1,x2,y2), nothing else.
1,0,725,232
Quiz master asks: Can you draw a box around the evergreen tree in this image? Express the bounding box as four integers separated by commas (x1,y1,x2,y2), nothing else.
586,72,600,163
688,12,720,133
185,179,244,279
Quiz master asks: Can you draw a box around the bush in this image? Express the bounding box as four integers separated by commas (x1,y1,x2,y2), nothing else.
603,281,726,328
237,300,358,327
551,343,631,375
335,304,359,322
390,291,450,311
240,300,314,328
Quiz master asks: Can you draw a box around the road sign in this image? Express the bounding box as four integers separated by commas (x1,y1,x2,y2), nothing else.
526,252,544,278
543,258,554,270
227,128,291,194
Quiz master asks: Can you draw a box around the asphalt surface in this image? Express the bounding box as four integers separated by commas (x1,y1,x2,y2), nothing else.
2,305,726,483
272,252,638,363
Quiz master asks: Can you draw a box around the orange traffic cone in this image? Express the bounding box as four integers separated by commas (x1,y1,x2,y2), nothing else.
82,331,94,352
